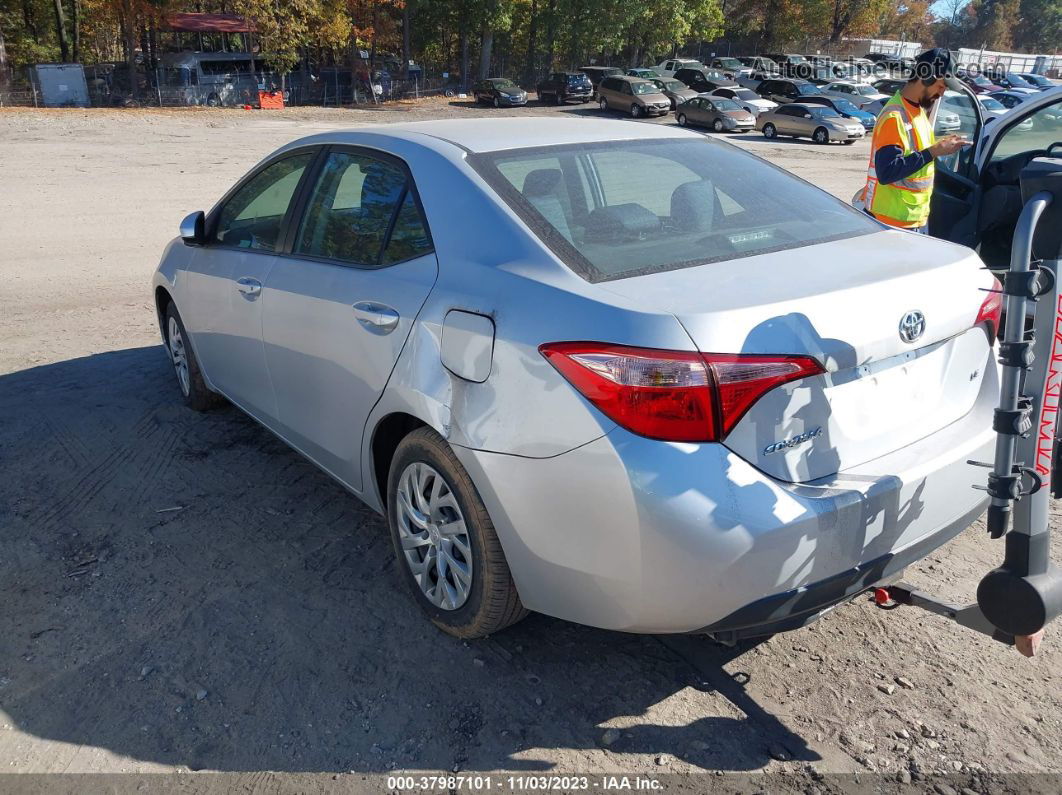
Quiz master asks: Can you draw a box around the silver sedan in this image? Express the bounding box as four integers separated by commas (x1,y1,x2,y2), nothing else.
153,118,997,639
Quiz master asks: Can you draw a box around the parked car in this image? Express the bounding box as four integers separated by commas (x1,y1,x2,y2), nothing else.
673,67,737,93
708,57,745,78
156,117,999,639
988,90,1062,127
709,86,778,116
872,78,906,96
597,75,671,117
757,102,865,144
1018,73,1057,91
654,58,705,78
675,96,755,132
821,80,889,112
987,72,1041,94
763,53,809,77
738,56,780,75
536,72,593,104
579,66,624,92
796,94,876,131
650,77,698,109
958,71,1004,95
472,78,528,107
857,85,1062,268
756,78,823,104
626,68,661,80
881,56,914,75
970,94,1035,131
990,89,1035,110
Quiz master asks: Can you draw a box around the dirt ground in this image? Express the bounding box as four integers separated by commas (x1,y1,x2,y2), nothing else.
1,98,1060,792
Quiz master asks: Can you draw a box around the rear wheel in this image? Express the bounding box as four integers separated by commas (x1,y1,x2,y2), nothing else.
813,126,830,144
712,118,724,132
553,92,562,105
493,96,500,108
164,303,221,412
762,122,776,138
844,139,856,145
599,97,608,111
388,428,527,638
677,113,687,126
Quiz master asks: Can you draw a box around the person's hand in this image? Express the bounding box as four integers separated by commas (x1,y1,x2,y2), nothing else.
930,134,970,158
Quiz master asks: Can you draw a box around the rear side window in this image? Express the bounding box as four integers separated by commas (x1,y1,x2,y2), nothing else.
470,138,877,282
215,153,313,251
295,151,432,267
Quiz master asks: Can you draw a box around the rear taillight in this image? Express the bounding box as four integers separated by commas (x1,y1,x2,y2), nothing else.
539,342,824,442
976,281,1003,343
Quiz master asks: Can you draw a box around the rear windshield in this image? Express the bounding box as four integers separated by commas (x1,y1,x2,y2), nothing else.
469,138,877,282
567,74,591,85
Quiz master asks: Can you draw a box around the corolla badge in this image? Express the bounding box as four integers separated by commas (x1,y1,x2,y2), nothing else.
899,310,926,344
764,427,823,456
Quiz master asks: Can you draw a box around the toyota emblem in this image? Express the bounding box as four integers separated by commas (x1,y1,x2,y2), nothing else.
899,310,926,344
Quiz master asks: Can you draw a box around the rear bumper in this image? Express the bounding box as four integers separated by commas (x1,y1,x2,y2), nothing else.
453,415,994,634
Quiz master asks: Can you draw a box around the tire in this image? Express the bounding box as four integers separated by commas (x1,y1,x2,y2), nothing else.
813,127,830,144
493,96,500,108
712,118,724,132
763,122,776,138
844,139,856,145
206,93,220,107
677,113,687,126
580,98,590,103
631,104,642,118
387,427,528,638
553,92,562,105
164,303,221,412
599,98,608,111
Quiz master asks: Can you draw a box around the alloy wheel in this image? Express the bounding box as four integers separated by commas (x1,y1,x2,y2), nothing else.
713,119,724,132
167,316,190,397
677,113,686,126
396,462,473,611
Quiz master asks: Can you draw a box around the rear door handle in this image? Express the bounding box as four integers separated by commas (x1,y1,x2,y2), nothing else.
352,301,400,334
236,277,262,299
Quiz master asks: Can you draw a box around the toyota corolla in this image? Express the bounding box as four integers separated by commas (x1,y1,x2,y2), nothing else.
152,118,1000,640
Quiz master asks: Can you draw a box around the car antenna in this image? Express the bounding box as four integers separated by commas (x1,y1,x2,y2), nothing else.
874,156,1062,657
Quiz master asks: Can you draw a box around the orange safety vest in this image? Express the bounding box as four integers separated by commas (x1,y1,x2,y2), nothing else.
863,93,936,228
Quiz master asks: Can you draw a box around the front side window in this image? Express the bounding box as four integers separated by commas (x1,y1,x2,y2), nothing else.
215,153,313,251
471,138,877,282
934,90,981,174
991,97,1062,164
295,151,431,267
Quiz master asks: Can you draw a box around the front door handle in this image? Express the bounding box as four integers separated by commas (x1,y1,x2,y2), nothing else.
352,301,400,334
236,277,262,299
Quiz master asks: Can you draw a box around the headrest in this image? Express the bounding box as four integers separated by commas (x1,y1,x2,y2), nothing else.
522,168,564,197
586,203,660,241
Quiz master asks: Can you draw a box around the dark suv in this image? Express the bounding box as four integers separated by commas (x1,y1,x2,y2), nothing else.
579,66,623,93
673,67,737,93
536,72,593,104
756,78,822,104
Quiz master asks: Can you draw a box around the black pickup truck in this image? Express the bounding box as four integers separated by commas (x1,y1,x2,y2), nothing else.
536,72,594,104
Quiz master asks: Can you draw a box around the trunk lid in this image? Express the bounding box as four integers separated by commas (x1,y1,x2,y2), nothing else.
596,231,996,482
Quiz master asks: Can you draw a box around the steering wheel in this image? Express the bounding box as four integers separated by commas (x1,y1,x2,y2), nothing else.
1047,142,1062,158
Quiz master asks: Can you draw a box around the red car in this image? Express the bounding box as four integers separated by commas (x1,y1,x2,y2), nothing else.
959,72,1004,94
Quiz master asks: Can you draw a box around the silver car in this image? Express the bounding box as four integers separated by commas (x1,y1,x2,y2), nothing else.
154,118,998,639
757,102,866,144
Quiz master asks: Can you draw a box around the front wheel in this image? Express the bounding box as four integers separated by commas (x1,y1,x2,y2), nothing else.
388,428,528,638
677,113,687,126
762,122,776,138
712,118,724,132
599,98,608,111
631,104,642,118
813,127,830,145
844,139,856,145
164,303,221,412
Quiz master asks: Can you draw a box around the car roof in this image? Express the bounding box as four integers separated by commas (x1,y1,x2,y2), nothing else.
330,118,701,154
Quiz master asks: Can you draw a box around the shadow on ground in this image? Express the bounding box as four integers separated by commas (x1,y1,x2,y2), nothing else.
0,347,818,772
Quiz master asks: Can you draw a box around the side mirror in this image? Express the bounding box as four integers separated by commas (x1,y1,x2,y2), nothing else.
180,211,206,246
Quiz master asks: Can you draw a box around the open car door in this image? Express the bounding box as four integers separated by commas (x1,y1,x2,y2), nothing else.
927,85,986,248
933,86,1062,269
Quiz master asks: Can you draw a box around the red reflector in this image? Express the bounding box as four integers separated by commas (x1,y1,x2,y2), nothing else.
539,342,824,443
976,280,1003,343
873,587,891,606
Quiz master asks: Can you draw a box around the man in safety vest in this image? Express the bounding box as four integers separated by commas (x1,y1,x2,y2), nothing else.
863,48,969,234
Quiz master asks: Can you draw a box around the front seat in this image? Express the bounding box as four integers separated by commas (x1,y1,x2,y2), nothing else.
521,168,574,242
670,180,718,234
